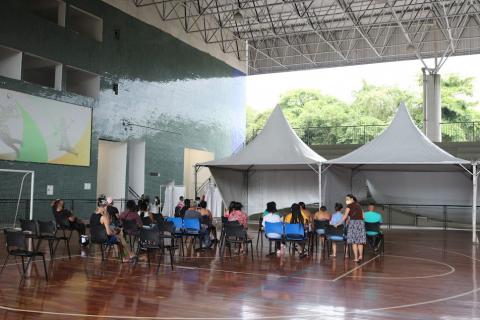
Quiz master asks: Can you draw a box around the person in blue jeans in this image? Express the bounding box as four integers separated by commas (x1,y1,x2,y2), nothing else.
364,203,383,251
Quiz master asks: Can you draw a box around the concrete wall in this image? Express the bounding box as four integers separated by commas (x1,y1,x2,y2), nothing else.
0,0,246,222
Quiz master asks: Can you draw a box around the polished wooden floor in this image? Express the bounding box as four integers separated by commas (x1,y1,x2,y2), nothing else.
0,229,479,319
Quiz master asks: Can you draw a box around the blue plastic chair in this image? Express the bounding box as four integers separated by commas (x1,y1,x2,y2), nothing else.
264,222,284,255
284,223,306,241
166,217,185,256
183,218,202,250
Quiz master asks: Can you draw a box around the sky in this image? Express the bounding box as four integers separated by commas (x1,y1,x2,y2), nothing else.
246,54,480,111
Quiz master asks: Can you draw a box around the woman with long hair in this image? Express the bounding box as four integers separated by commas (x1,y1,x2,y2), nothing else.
284,203,307,258
335,194,366,262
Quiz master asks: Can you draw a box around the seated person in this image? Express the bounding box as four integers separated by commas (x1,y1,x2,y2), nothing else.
120,200,143,228
51,199,87,246
90,198,135,262
184,200,211,248
313,206,331,235
284,204,310,227
329,203,345,257
106,196,121,227
364,202,383,251
284,203,307,258
224,202,248,230
262,201,282,238
174,196,185,217
199,200,217,243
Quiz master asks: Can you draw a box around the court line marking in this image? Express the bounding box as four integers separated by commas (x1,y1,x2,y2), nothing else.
0,247,477,319
2,254,80,267
332,254,380,281
347,254,456,280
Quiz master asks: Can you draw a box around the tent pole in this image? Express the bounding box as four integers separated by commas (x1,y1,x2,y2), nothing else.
473,163,478,244
318,163,322,209
194,165,199,199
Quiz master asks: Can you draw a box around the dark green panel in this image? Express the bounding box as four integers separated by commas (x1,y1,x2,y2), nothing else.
0,0,246,222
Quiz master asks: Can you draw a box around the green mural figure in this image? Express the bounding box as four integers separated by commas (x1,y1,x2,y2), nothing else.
16,104,48,162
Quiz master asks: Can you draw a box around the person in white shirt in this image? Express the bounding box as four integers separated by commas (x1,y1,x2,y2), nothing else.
262,201,282,236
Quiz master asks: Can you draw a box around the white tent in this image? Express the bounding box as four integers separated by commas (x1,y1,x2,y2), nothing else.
198,105,325,214
324,102,478,243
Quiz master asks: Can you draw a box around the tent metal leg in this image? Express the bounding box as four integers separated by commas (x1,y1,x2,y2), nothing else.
473,164,478,244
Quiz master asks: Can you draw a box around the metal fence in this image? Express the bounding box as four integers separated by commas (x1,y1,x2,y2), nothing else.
248,122,480,145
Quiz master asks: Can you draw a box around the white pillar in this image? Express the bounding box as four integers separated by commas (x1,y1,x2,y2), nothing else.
318,163,322,209
29,171,34,220
473,164,478,244
424,73,442,142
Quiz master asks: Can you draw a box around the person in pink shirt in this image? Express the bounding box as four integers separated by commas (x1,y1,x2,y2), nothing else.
224,202,248,229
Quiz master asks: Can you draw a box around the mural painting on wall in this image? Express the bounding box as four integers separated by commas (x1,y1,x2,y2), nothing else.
0,88,91,166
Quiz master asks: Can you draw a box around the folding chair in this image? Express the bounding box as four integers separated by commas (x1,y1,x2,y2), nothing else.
135,227,164,272
264,222,283,255
89,225,123,261
122,219,140,250
166,217,185,256
325,225,348,258
157,222,177,271
53,213,74,246
1,229,48,285
221,222,253,260
256,217,264,250
313,220,330,255
19,219,40,246
365,222,384,254
183,218,202,250
284,223,307,256
37,220,71,259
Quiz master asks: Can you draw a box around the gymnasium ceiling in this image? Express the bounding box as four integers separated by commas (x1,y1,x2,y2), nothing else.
132,0,480,74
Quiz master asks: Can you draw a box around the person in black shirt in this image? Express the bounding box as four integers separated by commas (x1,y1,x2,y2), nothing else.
51,199,87,245
106,196,120,227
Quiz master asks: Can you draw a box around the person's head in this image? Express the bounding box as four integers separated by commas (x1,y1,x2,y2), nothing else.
334,202,343,212
139,202,148,212
106,196,114,206
346,194,357,205
97,197,108,213
179,196,184,202
320,205,327,212
368,202,376,212
233,202,243,211
154,196,160,205
184,199,191,209
54,199,65,210
200,200,207,209
266,201,277,213
228,201,236,213
126,200,136,212
97,195,107,206
195,196,200,201
298,202,306,209
290,203,303,224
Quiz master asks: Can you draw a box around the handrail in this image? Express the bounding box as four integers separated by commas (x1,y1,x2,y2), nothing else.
128,186,140,200
248,121,480,145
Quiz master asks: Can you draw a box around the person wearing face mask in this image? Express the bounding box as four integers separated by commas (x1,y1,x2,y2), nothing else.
335,194,366,263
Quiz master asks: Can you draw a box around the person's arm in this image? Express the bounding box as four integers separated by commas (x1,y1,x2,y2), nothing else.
336,208,350,227
136,214,143,228
101,215,113,236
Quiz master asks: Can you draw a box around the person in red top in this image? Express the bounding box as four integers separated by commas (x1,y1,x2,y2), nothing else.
119,200,143,228
224,202,248,229
335,194,366,263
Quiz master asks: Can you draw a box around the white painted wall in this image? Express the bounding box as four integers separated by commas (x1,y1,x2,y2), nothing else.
97,140,127,200
0,46,22,80
183,148,214,199
128,140,145,199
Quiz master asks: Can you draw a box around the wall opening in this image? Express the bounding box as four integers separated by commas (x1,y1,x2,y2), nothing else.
21,53,60,89
0,46,22,80
97,140,127,200
68,6,103,42
64,65,100,98
25,0,63,25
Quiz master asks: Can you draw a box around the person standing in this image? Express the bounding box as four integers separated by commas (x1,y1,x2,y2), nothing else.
336,194,366,263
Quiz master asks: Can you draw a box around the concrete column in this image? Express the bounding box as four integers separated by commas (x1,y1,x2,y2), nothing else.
424,73,442,142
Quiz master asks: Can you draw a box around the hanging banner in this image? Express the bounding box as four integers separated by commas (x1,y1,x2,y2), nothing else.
0,88,92,166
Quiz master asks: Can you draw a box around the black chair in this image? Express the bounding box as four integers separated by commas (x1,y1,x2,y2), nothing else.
89,225,123,261
142,216,153,227
37,220,71,259
134,227,164,272
1,229,48,285
52,213,74,246
19,219,40,244
221,222,253,260
157,222,176,271
325,225,348,258
365,222,384,254
219,218,237,254
313,220,330,255
256,217,264,250
122,219,140,250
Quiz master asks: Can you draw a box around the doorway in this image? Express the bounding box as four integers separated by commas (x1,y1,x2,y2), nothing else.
96,140,127,200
